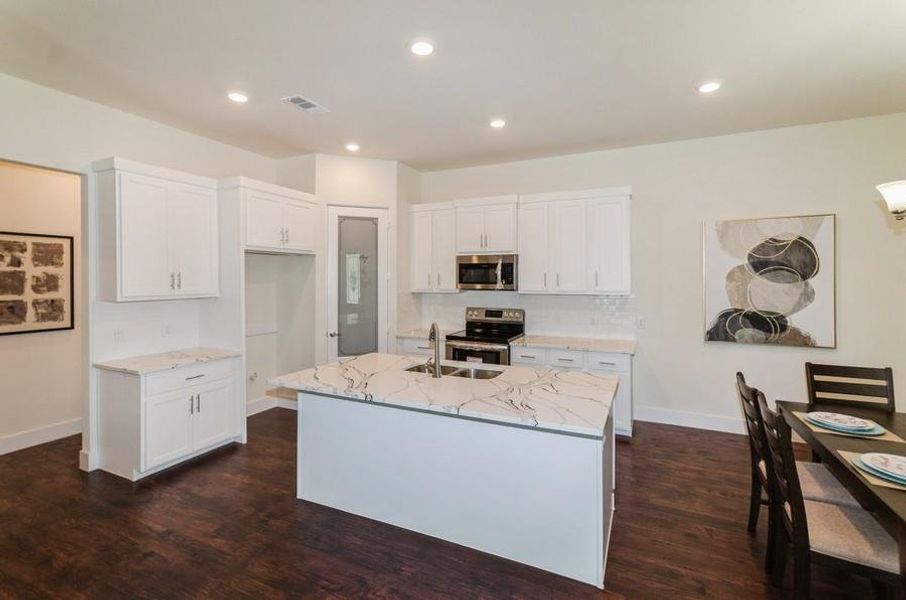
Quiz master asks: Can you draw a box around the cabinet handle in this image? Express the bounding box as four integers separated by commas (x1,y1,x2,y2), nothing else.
189,395,194,415
543,273,547,288
598,361,616,366
427,273,431,287
417,345,432,350
285,228,290,245
185,374,205,381
595,271,599,287
177,272,182,290
557,357,575,362
520,354,536,359
436,272,440,286
556,273,560,287
196,394,201,413
170,273,175,290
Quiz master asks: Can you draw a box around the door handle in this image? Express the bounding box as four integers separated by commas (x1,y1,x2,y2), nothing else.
328,331,339,338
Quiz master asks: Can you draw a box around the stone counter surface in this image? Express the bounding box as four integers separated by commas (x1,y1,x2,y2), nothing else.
512,335,636,355
270,353,617,438
93,347,241,376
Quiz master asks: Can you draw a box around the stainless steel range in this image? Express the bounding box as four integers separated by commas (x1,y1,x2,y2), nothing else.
444,307,525,365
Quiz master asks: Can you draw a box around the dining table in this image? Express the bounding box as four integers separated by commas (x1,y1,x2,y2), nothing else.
778,400,906,595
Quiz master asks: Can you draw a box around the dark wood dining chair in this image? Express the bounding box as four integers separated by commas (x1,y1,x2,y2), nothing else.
757,394,900,599
737,373,860,574
806,363,895,413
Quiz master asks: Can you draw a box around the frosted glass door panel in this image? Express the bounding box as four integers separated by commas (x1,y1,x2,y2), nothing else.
338,217,378,357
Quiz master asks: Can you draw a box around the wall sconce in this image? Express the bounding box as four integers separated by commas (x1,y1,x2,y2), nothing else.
877,181,906,220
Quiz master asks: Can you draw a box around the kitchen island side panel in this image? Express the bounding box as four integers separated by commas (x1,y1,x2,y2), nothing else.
296,391,609,588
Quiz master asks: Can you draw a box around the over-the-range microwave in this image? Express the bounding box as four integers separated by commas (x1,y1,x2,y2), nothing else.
456,254,517,291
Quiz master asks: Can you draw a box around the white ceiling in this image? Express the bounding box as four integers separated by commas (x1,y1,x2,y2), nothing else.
2,0,906,170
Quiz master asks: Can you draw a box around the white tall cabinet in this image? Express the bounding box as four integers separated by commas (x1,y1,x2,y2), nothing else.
94,158,220,301
410,202,458,292
517,188,631,295
222,177,317,254
454,195,518,254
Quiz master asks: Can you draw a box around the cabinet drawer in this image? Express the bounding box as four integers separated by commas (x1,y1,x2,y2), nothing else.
145,359,235,397
548,348,585,368
398,337,435,356
586,352,631,372
510,347,548,365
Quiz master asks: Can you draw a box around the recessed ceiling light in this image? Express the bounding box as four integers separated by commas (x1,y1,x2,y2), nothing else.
410,40,435,56
489,118,507,129
697,81,721,94
227,91,248,103
345,142,360,152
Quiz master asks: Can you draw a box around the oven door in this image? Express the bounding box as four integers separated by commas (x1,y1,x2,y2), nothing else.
456,255,517,291
445,340,510,365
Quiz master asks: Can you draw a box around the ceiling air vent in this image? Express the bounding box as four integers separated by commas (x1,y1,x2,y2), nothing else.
282,95,330,113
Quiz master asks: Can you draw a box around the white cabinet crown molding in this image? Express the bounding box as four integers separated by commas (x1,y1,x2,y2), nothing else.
218,176,316,203
452,194,518,208
91,157,217,189
409,201,454,212
518,186,632,204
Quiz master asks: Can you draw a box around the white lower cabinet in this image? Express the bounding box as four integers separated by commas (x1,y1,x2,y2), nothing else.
397,336,437,357
512,347,633,436
99,357,241,480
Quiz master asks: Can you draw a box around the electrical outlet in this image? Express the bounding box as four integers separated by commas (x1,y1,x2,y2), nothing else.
113,328,125,343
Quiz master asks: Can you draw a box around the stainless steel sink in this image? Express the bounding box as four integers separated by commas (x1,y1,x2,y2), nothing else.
449,367,501,380
405,364,460,376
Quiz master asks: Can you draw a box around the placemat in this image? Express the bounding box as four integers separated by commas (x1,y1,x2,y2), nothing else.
793,412,905,443
839,451,906,491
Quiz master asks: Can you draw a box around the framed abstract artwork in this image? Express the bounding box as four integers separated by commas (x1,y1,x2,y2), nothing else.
703,214,835,348
0,231,74,335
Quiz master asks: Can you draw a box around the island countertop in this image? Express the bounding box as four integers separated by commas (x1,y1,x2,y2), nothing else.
269,353,618,438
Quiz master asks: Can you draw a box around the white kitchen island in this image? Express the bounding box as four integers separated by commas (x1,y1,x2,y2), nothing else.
270,353,618,588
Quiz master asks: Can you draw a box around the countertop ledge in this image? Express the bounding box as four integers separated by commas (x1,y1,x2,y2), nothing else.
395,328,448,340
270,353,617,438
94,347,241,376
512,335,636,355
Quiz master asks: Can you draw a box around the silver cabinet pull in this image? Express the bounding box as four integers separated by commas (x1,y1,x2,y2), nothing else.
286,228,290,245
436,272,440,286
427,273,431,287
170,273,175,290
595,271,599,287
598,361,616,366
196,393,201,412
556,273,560,287
520,354,536,359
416,345,432,350
177,272,182,290
185,374,205,381
543,272,547,288
557,357,574,362
189,395,194,415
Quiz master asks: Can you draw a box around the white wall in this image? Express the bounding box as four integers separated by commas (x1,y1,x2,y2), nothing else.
420,113,906,431
0,73,276,458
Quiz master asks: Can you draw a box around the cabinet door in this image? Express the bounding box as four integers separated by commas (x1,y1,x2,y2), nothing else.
455,206,485,253
410,211,434,292
119,173,171,299
483,204,517,253
245,191,284,249
589,197,631,294
550,200,588,292
144,389,194,471
284,200,315,253
192,378,235,451
433,209,457,291
168,183,219,297
517,203,550,292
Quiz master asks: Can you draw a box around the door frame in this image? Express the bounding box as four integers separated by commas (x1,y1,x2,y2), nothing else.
326,206,390,362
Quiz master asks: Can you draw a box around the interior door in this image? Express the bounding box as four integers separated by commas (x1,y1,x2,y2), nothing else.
433,209,457,291
483,204,517,253
551,200,588,292
455,206,485,253
410,211,434,292
192,378,235,450
590,197,631,293
245,192,284,249
144,389,194,470
517,202,549,292
119,173,171,299
168,183,218,296
283,200,314,252
327,206,389,362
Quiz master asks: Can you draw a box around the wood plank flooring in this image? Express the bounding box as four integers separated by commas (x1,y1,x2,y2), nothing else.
0,409,879,598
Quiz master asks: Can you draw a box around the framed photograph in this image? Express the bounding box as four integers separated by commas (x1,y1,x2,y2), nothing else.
703,214,835,348
0,231,74,336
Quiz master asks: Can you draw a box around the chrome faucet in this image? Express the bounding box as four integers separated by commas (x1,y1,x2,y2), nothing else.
427,322,442,378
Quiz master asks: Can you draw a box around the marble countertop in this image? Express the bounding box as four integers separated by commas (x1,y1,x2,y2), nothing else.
270,353,617,437
512,335,636,355
395,328,448,339
94,347,241,376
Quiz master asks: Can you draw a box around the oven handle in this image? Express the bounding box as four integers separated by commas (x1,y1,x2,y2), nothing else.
445,340,510,352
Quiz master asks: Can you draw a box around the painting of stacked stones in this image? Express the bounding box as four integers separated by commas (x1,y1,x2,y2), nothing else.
704,215,835,348
0,232,73,335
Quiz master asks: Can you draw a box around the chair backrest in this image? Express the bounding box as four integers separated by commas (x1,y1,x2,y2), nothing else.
806,362,895,413
737,372,769,479
758,392,808,548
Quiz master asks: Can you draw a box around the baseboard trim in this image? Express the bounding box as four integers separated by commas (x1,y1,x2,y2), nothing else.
0,417,82,456
634,406,745,435
276,397,297,410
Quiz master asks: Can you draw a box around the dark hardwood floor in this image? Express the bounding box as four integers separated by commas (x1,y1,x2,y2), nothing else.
0,409,879,599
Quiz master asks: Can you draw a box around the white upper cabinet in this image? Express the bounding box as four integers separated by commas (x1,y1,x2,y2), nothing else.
94,158,220,302
453,195,518,254
410,203,458,293
221,177,317,254
517,187,631,296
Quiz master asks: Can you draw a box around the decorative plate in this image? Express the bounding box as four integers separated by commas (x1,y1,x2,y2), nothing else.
853,456,906,486
861,453,906,480
803,416,886,436
806,411,875,431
